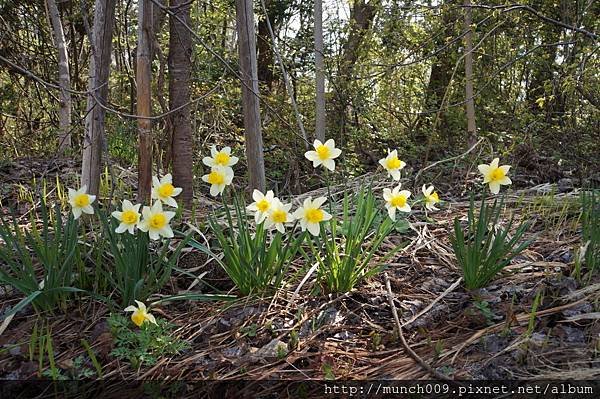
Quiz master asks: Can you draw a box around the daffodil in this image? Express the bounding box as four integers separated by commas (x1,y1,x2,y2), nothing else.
202,145,239,168
264,199,294,233
304,139,342,171
378,149,406,181
151,173,182,208
247,189,276,223
111,199,141,234
383,184,411,220
124,300,157,327
202,165,234,197
138,201,176,240
478,158,512,194
293,196,332,236
422,184,441,211
68,185,96,219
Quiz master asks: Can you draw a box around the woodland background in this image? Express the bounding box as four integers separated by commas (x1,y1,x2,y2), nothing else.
0,0,599,200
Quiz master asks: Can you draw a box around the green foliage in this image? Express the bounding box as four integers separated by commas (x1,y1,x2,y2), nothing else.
450,192,533,290
108,313,189,368
189,196,306,296
309,187,401,293
0,197,83,317
97,207,192,307
578,190,600,277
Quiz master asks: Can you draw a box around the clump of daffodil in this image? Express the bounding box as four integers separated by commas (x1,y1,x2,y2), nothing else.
202,145,239,169
247,189,276,223
304,139,342,171
138,201,176,240
379,149,406,181
422,184,441,211
111,199,141,234
478,158,512,194
202,165,234,196
264,199,294,233
68,185,96,219
151,173,183,208
124,300,157,327
383,184,411,220
293,196,332,236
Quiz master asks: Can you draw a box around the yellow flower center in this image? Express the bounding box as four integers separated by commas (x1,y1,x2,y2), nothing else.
386,156,402,170
158,183,175,198
490,168,505,182
316,145,331,160
215,152,230,166
390,195,407,208
149,213,167,229
131,310,147,327
305,208,324,223
271,209,287,224
73,193,90,208
121,209,139,224
207,170,225,185
256,199,270,212
428,192,439,203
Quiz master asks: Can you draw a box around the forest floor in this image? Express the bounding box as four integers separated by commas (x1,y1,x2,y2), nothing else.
0,157,599,391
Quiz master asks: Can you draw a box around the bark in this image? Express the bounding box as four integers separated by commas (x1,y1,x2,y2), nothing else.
314,0,326,141
137,0,153,204
333,0,379,138
236,0,266,191
417,3,457,140
47,0,71,153
168,0,194,206
257,0,275,89
464,0,477,147
81,0,116,196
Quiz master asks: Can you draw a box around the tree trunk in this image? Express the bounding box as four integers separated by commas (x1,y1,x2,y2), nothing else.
416,3,456,141
168,0,194,206
236,0,266,191
464,0,477,148
47,0,71,153
257,0,275,89
81,0,116,196
314,0,326,142
332,0,379,139
137,0,153,204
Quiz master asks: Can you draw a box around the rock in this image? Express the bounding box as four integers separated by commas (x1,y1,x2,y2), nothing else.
557,178,574,193
254,339,287,358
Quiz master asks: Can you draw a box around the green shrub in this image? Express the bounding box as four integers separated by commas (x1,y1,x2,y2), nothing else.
189,196,306,296
450,193,533,290
108,313,188,368
97,207,191,307
0,198,83,317
309,187,401,293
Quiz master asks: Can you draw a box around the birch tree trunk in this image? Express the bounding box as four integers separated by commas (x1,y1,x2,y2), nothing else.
314,0,326,142
137,0,153,204
47,0,71,153
81,0,116,195
168,0,193,206
235,0,266,192
464,0,477,148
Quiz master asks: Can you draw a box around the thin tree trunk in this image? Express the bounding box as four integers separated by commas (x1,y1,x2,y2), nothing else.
47,0,71,153
169,0,193,206
137,0,153,204
464,0,477,148
333,0,379,140
257,0,275,88
81,0,116,196
236,0,266,191
314,0,325,142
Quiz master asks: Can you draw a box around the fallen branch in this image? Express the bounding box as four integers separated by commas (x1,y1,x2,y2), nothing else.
384,272,453,381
